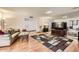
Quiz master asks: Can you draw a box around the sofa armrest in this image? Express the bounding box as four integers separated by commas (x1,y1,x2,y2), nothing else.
10,32,20,44
0,34,11,47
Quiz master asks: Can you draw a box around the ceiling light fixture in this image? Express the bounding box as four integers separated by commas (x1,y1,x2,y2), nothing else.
62,16,68,19
45,10,52,14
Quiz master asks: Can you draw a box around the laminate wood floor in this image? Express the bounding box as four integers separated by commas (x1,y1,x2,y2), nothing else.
0,37,51,52
0,36,79,52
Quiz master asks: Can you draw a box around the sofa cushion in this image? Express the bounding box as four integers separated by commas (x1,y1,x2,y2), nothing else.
12,32,19,38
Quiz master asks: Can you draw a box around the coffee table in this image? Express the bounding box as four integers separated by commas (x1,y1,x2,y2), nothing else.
19,32,29,42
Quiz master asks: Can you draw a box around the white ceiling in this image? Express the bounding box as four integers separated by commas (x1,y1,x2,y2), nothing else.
0,7,79,18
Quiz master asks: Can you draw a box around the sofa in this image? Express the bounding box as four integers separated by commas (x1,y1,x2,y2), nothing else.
0,32,20,47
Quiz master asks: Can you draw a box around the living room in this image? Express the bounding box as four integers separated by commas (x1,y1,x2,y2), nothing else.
0,7,79,52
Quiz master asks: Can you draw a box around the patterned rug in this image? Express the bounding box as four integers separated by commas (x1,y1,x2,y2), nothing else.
31,34,73,52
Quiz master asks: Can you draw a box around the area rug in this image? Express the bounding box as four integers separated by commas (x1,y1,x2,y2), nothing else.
31,34,73,52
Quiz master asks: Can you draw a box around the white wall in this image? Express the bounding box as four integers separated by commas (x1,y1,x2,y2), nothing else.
4,15,53,32
4,14,40,31
4,12,79,31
